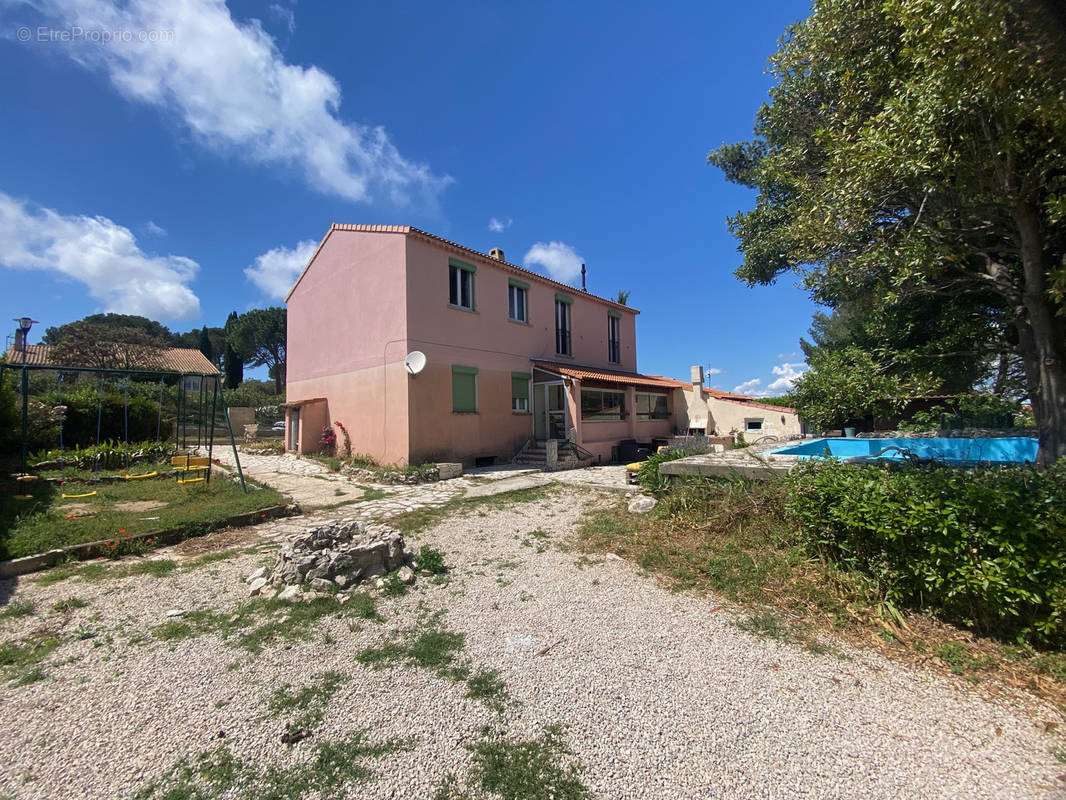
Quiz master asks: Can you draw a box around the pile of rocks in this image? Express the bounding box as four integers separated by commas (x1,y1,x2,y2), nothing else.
245,520,415,600
341,465,440,485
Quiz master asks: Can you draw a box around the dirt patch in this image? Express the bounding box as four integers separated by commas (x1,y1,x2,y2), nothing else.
170,526,263,558
113,501,168,513
56,503,96,517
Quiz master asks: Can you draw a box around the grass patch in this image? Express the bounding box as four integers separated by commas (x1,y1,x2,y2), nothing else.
0,599,35,620
33,557,177,586
1,475,287,560
269,671,347,729
0,635,60,685
150,593,380,653
131,730,410,800
50,597,89,613
389,486,555,535
355,613,511,711
468,725,589,800
181,550,242,570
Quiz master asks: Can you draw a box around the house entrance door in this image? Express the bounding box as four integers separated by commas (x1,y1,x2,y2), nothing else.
533,382,568,441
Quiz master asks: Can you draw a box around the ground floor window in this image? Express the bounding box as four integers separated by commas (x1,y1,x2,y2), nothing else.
581,388,625,421
744,418,763,432
635,392,669,420
452,365,478,413
511,372,530,413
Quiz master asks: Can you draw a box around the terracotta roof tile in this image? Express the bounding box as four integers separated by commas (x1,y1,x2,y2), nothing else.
532,361,683,390
286,224,639,315
3,343,220,374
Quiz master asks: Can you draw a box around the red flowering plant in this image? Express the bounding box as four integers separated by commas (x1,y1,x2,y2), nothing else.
334,421,352,459
319,425,337,455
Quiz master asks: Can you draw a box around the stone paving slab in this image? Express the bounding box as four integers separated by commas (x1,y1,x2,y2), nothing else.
660,441,799,480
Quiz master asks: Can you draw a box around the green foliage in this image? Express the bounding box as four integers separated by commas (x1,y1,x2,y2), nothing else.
785,460,1066,642
226,308,286,393
414,545,447,575
468,725,589,800
899,394,1022,432
709,0,1066,463
787,347,925,431
269,671,347,729
636,442,711,494
30,439,172,469
379,571,407,597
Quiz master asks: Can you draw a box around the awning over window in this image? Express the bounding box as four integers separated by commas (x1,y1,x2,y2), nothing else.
531,361,685,391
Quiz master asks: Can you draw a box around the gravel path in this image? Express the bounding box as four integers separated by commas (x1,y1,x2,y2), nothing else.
0,489,1062,799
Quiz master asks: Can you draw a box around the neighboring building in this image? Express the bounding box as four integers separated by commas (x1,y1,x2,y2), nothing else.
2,342,219,375
284,224,677,465
675,366,804,439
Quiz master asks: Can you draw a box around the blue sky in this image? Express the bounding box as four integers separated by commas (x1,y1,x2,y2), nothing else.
0,0,816,396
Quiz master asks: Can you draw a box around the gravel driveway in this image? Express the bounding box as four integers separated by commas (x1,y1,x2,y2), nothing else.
0,488,1062,799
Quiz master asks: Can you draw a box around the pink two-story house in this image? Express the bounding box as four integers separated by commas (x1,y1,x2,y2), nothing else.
284,225,676,466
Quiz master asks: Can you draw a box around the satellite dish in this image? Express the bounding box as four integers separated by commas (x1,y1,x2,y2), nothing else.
404,351,427,375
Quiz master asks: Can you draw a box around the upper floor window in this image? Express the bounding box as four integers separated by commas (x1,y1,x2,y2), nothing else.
608,311,621,363
449,259,476,310
555,293,572,356
509,278,529,323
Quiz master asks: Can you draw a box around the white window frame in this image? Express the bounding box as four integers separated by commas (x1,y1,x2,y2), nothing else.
744,418,764,432
509,284,527,323
512,396,529,412
449,263,474,310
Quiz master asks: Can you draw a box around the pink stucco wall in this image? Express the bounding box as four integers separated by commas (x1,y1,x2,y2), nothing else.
286,230,411,462
286,227,651,465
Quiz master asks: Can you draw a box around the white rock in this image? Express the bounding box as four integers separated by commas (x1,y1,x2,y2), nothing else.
334,574,349,589
248,577,268,596
627,494,658,514
396,566,416,585
245,566,267,584
605,553,623,562
260,587,277,600
165,609,185,618
310,577,334,593
277,585,302,602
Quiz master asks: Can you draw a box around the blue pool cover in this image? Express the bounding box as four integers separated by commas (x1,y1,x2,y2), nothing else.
769,437,1038,465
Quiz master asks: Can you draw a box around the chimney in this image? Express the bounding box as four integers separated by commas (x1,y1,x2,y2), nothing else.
13,329,25,350
489,247,505,261
690,365,704,387
581,263,587,291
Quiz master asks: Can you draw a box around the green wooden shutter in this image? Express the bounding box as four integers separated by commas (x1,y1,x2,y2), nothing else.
511,373,530,401
452,366,478,412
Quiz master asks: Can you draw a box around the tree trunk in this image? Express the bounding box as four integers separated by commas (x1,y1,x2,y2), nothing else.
1013,203,1066,466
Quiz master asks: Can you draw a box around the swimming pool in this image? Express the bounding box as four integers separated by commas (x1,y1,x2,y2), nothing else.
769,437,1038,465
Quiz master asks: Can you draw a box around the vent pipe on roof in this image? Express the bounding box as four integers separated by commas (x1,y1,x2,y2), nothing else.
581,263,587,292
489,247,505,261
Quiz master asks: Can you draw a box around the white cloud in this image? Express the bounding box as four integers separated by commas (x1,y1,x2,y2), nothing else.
145,220,167,236
705,367,723,376
733,378,762,395
488,217,512,233
30,0,449,207
269,3,295,34
523,241,583,285
767,361,807,394
244,238,318,299
0,191,200,319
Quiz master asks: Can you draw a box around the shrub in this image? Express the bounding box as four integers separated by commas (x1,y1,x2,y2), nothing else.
637,443,711,495
785,460,1066,643
414,545,447,575
29,439,172,469
899,393,1021,431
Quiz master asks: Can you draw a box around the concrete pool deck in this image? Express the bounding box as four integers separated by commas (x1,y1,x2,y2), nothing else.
660,440,801,480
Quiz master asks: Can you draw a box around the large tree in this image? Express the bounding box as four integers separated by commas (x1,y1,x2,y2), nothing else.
42,313,174,346
710,0,1066,465
226,307,286,393
223,310,243,390
49,321,169,370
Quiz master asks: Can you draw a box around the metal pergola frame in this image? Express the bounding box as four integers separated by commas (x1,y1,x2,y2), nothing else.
0,361,247,492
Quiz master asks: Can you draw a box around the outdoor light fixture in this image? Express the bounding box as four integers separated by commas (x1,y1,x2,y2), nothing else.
15,316,37,333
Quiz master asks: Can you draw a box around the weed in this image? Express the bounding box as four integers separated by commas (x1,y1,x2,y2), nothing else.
50,597,89,613
0,635,59,685
355,613,511,710
933,642,995,675
380,572,408,597
269,671,347,729
182,550,241,570
389,486,554,535
132,731,410,800
0,599,35,620
468,725,589,800
150,593,380,652
414,545,447,575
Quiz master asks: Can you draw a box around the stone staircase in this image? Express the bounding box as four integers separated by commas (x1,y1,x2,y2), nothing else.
513,440,595,470
514,441,548,467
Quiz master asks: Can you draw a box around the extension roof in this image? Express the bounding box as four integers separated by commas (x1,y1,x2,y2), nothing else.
532,361,685,390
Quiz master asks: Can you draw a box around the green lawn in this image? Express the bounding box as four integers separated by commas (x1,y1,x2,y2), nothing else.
0,476,287,560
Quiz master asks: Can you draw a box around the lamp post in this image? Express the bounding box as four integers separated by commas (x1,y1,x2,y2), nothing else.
14,317,38,469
